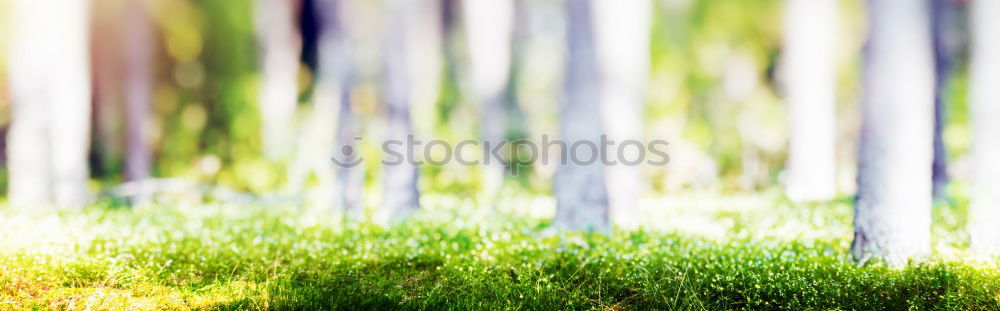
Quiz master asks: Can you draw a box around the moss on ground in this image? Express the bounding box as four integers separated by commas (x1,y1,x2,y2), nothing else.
1,193,998,310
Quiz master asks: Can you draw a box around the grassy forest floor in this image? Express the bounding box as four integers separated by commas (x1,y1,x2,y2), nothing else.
2,192,1000,310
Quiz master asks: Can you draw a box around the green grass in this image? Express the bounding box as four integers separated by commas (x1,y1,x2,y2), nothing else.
2,192,1000,310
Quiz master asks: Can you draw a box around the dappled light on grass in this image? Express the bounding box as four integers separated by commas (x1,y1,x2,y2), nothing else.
2,194,1000,309
0,280,264,310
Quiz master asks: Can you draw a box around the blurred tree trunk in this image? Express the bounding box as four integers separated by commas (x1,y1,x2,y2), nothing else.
91,0,125,177
553,0,610,232
852,0,934,266
441,0,460,86
968,0,1000,255
404,0,442,137
377,0,421,224
592,0,651,229
333,77,364,216
124,0,155,182
930,0,961,201
462,0,515,198
7,0,92,208
315,0,365,216
6,63,52,206
255,0,302,161
781,0,837,202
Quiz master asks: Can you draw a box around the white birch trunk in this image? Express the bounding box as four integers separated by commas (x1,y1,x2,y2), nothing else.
7,0,92,208
781,0,838,202
592,0,651,229
852,0,934,266
462,0,514,197
553,0,610,232
377,0,421,224
968,0,1000,256
6,66,52,207
255,0,302,161
405,0,442,136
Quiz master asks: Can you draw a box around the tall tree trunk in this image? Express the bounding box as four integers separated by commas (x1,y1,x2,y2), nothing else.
7,0,92,208
6,44,52,207
462,0,515,197
852,0,934,266
39,0,93,208
931,90,947,200
405,0,442,136
124,0,154,182
968,0,1000,255
930,0,960,201
255,0,302,161
781,0,837,202
377,0,421,224
316,0,365,216
553,0,610,232
333,77,365,216
592,0,651,229
441,0,460,82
